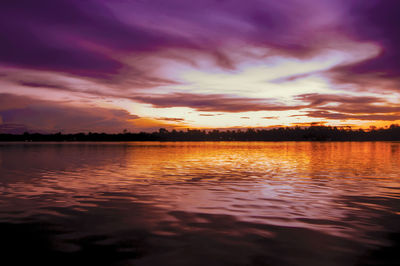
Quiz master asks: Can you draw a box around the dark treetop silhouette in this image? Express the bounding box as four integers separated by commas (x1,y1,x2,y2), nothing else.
1,125,399,142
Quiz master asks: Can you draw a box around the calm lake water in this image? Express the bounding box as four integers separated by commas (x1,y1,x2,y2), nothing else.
0,142,399,265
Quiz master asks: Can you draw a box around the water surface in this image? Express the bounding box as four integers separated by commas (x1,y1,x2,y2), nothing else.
0,142,399,265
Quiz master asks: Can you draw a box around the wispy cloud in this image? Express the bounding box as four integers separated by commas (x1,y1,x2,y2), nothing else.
300,111,400,121
0,94,140,133
132,93,305,112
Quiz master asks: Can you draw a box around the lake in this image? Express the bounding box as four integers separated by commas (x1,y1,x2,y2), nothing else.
0,142,399,265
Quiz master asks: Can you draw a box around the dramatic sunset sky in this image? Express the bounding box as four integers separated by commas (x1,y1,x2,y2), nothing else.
1,0,400,133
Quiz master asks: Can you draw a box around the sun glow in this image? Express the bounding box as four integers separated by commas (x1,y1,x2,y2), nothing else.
119,40,387,129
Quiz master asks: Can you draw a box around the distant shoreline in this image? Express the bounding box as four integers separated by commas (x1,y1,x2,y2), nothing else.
1,125,399,142
0,140,399,143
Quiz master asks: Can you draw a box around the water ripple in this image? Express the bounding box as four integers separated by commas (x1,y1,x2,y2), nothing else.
1,142,400,265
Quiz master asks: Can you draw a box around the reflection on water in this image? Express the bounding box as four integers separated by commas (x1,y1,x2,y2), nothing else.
0,142,399,265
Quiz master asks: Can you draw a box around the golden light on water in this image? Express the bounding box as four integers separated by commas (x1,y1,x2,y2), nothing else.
1,141,400,264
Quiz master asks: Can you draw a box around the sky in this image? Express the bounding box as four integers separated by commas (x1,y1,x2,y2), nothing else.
1,0,400,133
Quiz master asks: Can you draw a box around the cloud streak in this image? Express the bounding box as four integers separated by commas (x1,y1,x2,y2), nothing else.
301,111,400,121
0,94,140,133
133,93,305,113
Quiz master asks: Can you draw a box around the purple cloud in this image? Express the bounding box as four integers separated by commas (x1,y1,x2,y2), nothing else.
1,0,398,82
133,93,305,112
0,0,344,79
155,117,186,122
296,93,384,106
1,0,399,130
296,93,400,116
0,94,140,133
327,0,400,89
302,111,400,121
0,0,189,78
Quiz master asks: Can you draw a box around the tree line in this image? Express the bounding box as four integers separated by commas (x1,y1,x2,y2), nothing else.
0,125,399,141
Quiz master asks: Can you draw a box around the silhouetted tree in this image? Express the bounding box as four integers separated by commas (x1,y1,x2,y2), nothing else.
1,125,399,142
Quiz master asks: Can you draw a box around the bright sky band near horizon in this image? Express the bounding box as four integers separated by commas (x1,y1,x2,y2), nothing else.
1,0,400,133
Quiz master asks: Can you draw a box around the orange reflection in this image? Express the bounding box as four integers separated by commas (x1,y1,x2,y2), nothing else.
1,142,400,241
